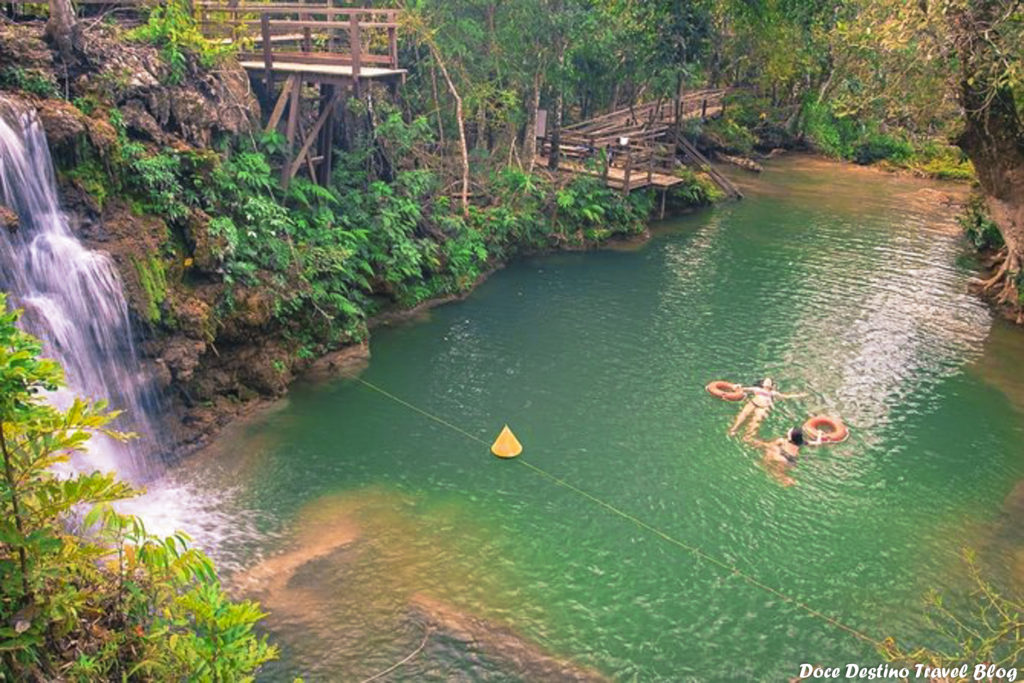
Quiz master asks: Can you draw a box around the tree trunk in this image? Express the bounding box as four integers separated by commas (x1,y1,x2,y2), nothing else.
958,86,1024,313
429,61,446,151
952,7,1024,317
524,68,541,172
428,43,469,216
475,103,488,152
547,47,565,171
45,0,79,63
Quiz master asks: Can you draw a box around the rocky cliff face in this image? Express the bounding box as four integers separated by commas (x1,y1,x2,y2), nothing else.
0,18,324,454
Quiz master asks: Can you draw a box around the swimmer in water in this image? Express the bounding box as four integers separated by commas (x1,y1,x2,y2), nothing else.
727,377,806,440
752,426,823,487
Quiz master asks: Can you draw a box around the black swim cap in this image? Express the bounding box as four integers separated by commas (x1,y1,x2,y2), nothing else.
789,427,805,446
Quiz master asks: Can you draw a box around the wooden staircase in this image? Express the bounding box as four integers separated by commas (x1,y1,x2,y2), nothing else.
539,89,742,200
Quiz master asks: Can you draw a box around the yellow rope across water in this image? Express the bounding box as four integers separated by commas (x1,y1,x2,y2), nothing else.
352,376,887,651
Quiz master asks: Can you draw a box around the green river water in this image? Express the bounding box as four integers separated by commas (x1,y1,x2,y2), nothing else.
159,156,1024,681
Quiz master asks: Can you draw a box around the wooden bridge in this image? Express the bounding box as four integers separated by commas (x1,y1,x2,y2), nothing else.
540,89,742,202
196,1,406,187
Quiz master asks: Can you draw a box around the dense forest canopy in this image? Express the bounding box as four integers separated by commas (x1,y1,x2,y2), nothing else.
402,0,1021,314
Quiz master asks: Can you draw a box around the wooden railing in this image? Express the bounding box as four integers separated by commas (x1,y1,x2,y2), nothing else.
195,2,400,76
540,138,680,193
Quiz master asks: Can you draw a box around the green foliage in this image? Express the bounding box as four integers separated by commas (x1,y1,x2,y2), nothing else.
133,255,169,324
65,158,110,210
670,169,724,207
853,131,913,165
796,100,975,180
128,0,234,84
801,99,860,159
880,550,1022,674
551,175,649,243
908,142,974,181
702,116,758,155
72,95,101,117
959,196,1004,252
126,146,190,221
0,66,60,98
0,295,276,679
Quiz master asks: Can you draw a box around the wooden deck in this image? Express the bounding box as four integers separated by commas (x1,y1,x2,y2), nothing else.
541,89,742,199
197,2,407,188
197,2,403,86
238,60,405,81
540,156,686,191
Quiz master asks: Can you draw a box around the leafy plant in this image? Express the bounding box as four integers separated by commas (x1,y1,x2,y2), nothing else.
0,294,276,679
880,550,1022,675
0,66,60,98
959,195,1004,252
128,0,235,84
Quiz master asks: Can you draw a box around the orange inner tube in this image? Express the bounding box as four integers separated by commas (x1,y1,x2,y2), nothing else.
706,380,745,402
803,415,849,444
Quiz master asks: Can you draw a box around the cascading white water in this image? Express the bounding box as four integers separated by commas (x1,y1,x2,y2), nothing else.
0,96,161,479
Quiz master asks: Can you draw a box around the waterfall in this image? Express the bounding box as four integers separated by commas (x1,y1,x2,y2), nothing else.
0,97,161,479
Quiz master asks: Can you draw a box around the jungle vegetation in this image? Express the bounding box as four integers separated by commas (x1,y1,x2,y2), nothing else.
1,0,1022,678
0,295,276,680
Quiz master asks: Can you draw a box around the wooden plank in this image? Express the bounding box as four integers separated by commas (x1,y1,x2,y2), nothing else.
283,74,301,184
239,61,406,80
261,12,274,89
287,90,341,180
622,147,632,195
197,2,394,17
238,51,393,66
206,18,397,30
388,25,397,69
349,13,361,81
297,118,318,181
264,74,295,134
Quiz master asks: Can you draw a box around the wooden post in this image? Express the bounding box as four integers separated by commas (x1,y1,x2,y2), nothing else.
646,148,655,185
261,13,274,91
349,12,362,84
282,76,301,187
264,75,296,135
317,83,336,185
287,91,342,181
701,98,707,120
302,14,312,53
388,11,398,69
623,147,632,195
660,187,667,220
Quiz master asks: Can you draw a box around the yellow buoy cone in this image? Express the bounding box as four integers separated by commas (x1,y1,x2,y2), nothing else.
491,425,522,458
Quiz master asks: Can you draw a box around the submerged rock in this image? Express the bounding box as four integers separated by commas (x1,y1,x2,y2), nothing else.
0,205,18,233
409,594,609,681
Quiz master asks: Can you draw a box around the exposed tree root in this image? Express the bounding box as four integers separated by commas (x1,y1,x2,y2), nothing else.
968,248,1023,323
968,248,1008,291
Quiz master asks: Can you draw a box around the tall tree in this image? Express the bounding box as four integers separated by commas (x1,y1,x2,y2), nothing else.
45,0,80,62
831,0,1024,318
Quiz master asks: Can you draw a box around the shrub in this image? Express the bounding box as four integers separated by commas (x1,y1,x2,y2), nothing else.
128,0,235,84
958,195,1004,251
0,66,60,98
853,132,913,165
0,294,277,679
801,100,858,159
